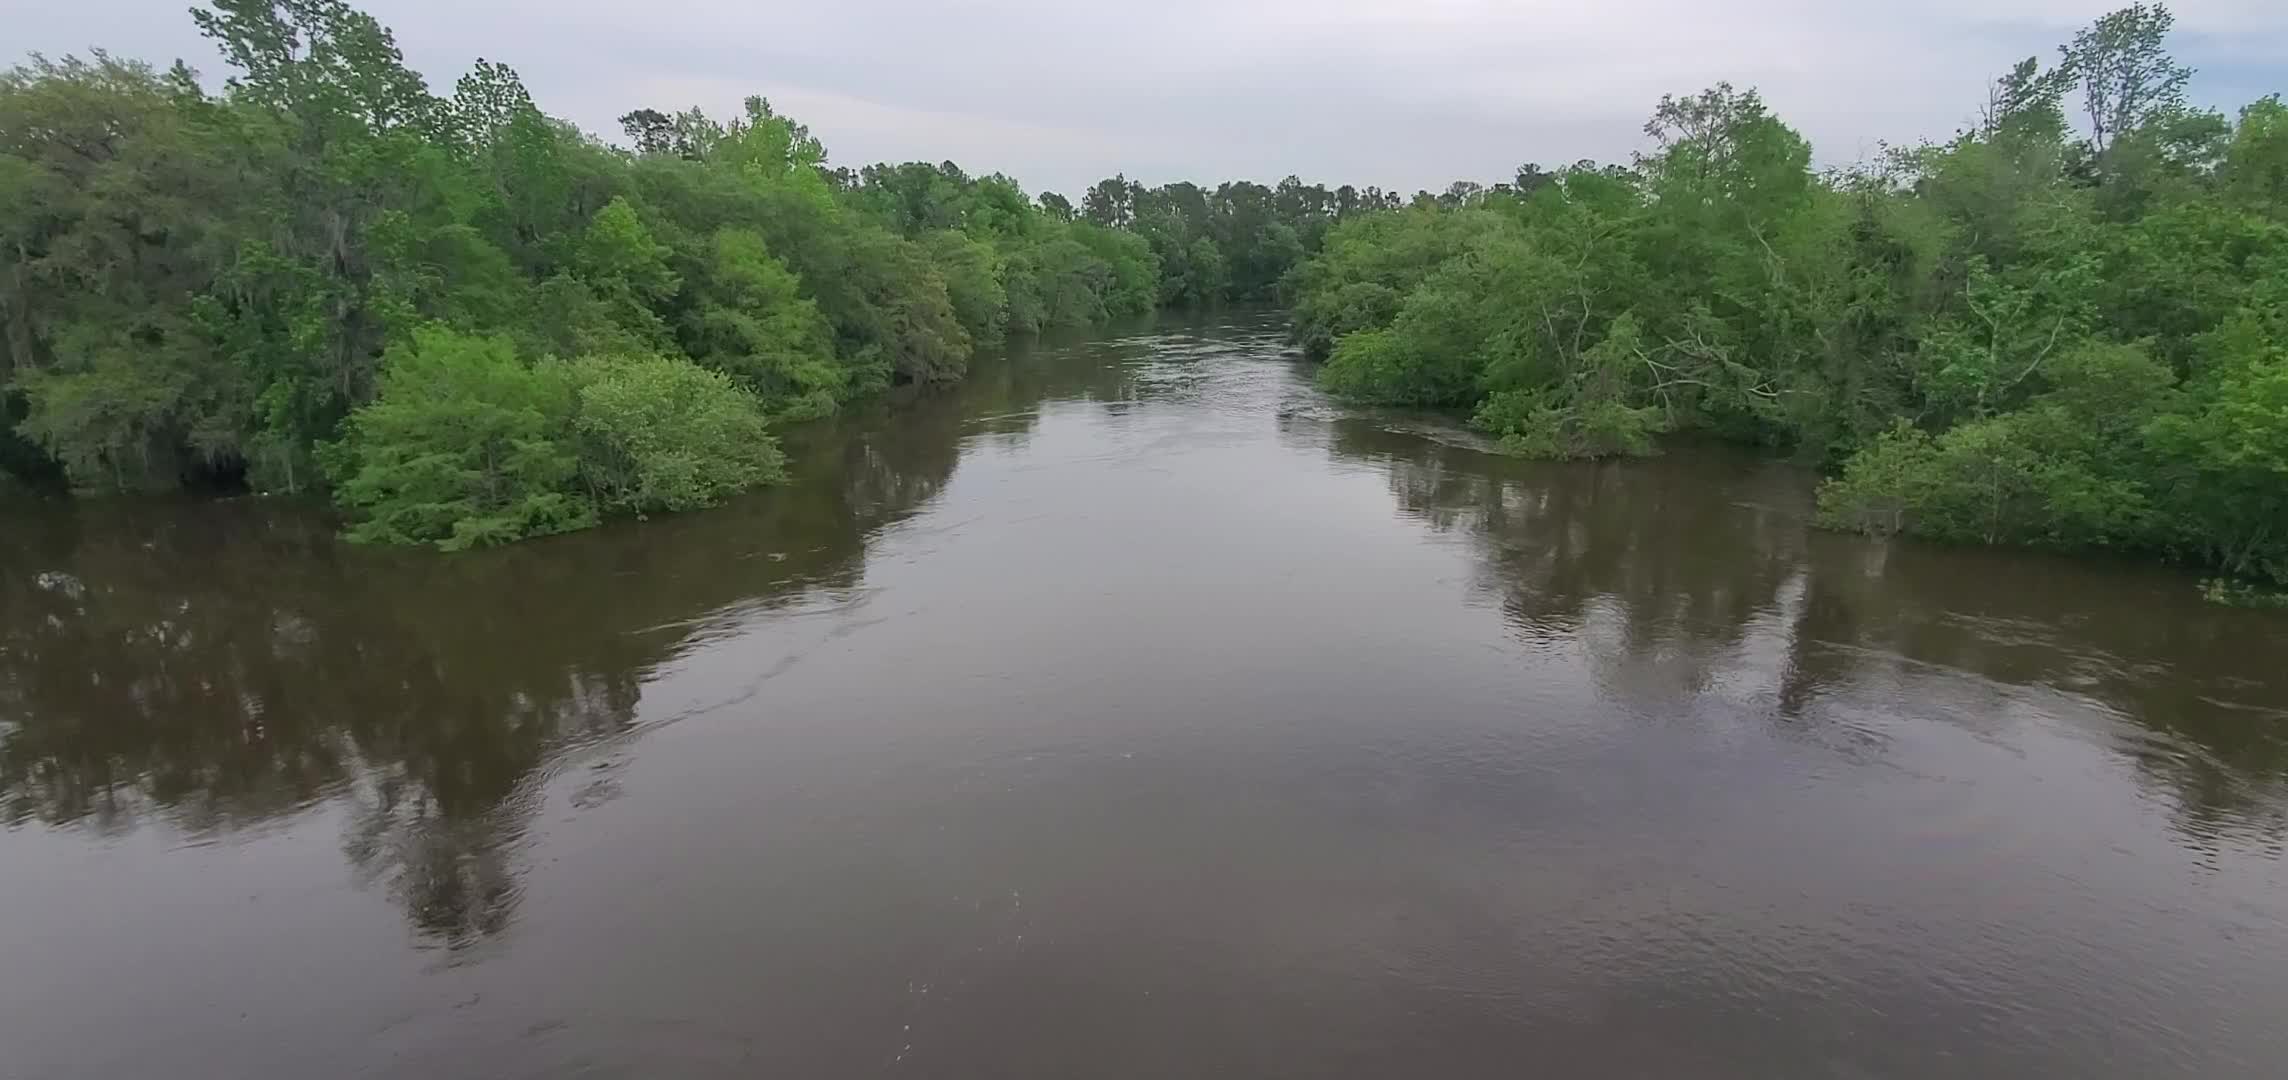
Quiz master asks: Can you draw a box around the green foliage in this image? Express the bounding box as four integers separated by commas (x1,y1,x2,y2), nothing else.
1287,3,2288,586
846,161,1170,336
2062,2,2193,160
7,1,1374,545
1319,278,1500,408
1288,207,1497,359
577,197,678,321
2145,318,2288,582
1136,207,1227,305
919,229,1010,342
1816,344,2171,550
682,228,840,417
1063,173,1342,308
1474,315,1667,459
16,0,2276,584
321,328,592,551
0,52,256,491
564,353,784,515
1827,419,2060,546
1066,223,1161,317
323,328,786,548
1475,388,1665,461
2223,97,2288,212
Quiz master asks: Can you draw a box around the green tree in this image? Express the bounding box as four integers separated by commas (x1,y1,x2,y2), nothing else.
2222,97,2288,213
573,196,678,347
2062,2,2193,159
682,228,841,416
0,53,264,491
565,353,784,515
321,328,591,550
2147,314,2288,582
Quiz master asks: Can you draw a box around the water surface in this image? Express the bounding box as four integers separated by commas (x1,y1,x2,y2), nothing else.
4,312,2287,1078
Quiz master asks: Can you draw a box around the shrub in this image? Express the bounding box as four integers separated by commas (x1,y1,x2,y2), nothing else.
566,353,785,515
325,329,787,548
1475,388,1664,459
323,329,593,551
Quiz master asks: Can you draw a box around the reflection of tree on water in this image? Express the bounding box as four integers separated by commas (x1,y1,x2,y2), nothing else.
1320,420,2288,848
1323,422,1808,660
0,510,357,833
0,498,833,943
342,774,529,944
0,320,1177,941
0,332,1139,942
1785,535,2288,848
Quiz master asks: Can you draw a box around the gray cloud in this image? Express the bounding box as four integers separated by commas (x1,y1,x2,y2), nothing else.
14,1,2285,196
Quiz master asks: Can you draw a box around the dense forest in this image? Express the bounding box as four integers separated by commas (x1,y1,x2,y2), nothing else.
0,1,1357,546
1290,4,2288,591
4,2,2284,591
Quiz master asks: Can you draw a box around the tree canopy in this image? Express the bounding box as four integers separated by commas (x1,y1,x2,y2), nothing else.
7,1,2282,587
1287,4,2288,591
0,1,1358,543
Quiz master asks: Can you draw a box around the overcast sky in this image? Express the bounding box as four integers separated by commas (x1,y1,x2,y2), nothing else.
14,2,2286,196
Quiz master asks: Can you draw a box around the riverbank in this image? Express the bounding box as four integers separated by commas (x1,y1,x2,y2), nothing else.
7,312,2286,1078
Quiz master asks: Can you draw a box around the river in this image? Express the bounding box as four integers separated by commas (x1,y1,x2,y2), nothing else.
3,311,2286,1078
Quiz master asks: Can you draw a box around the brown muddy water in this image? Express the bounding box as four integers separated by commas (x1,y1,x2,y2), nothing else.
3,311,2286,1078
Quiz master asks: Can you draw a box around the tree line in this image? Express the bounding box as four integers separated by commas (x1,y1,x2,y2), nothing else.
0,1,1362,546
7,2,2284,587
1290,3,2288,592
